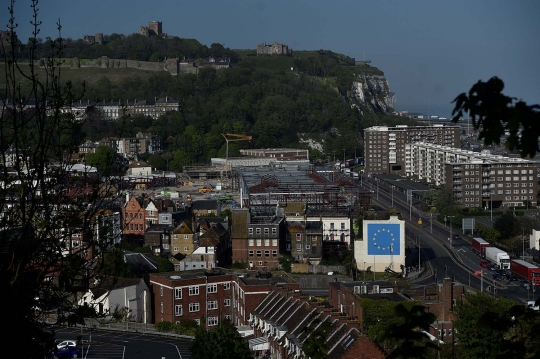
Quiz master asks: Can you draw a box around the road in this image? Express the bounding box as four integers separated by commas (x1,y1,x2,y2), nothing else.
54,326,193,359
360,174,535,304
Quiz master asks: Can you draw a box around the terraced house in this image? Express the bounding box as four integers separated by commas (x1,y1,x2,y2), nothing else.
250,286,386,359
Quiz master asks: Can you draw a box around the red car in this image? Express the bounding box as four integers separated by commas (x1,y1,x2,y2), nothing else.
480,260,489,268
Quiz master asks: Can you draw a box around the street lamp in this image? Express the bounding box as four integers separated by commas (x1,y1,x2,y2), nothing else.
490,192,493,222
445,215,455,249
363,262,366,281
391,185,394,207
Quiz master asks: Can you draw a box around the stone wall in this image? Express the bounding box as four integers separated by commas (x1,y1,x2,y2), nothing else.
41,56,188,75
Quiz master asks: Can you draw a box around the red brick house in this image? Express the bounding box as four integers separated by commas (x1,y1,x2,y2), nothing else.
122,196,146,243
148,271,298,329
231,208,283,271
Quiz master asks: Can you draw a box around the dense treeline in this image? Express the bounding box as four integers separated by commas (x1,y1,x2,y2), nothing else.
13,33,239,62
79,60,413,171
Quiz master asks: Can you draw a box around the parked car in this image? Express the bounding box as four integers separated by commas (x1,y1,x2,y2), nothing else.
480,260,489,268
57,341,76,349
492,273,503,280
52,345,79,358
507,273,518,281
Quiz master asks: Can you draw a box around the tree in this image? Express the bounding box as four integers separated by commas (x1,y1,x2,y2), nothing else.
302,320,331,359
452,76,540,158
1,3,125,357
85,145,120,176
453,292,515,358
190,319,252,359
155,256,174,272
381,304,438,359
494,212,518,240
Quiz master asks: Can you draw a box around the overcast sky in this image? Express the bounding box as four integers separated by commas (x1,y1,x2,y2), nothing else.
3,0,539,117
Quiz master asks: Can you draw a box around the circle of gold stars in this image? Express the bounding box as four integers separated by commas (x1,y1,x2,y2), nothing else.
371,227,396,252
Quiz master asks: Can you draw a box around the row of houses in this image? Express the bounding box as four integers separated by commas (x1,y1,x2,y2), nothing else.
80,271,462,358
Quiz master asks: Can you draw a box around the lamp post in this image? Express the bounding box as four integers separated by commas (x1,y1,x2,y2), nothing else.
391,185,394,207
523,227,525,259
445,215,455,249
343,149,346,170
490,192,493,222
363,262,366,281
430,212,433,234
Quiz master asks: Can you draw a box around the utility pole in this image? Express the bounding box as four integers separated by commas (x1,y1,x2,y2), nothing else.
343,149,346,169
446,215,455,249
430,212,433,234
418,236,421,269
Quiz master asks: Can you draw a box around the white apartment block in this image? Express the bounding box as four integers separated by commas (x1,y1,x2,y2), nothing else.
363,125,460,175
405,142,538,208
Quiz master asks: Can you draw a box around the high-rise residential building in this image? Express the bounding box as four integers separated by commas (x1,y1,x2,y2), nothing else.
404,142,538,209
363,124,460,175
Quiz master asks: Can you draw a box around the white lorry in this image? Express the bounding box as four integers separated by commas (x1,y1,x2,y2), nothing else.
485,247,511,270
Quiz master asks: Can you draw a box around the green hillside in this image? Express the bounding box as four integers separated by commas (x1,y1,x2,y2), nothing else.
3,38,416,171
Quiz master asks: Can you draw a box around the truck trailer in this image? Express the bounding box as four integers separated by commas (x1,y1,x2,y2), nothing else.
485,247,511,269
510,259,540,285
471,237,490,258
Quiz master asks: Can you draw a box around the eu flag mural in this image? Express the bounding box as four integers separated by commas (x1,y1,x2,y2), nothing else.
367,223,401,255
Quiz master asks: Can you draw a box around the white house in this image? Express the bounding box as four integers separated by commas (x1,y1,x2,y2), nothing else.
78,277,152,323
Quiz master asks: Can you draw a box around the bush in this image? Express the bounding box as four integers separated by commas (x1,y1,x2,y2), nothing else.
154,321,174,332
232,261,247,269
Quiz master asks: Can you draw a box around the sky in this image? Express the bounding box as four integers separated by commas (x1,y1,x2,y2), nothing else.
3,0,539,117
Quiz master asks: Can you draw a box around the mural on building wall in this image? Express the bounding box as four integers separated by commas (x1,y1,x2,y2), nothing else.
367,223,401,255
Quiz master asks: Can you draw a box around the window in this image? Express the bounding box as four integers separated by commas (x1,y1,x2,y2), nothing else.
189,303,200,312
162,244,169,250
223,282,230,290
256,239,262,246
264,239,270,246
208,300,218,310
175,288,182,299
272,239,278,247
160,302,163,313
175,305,182,316
249,250,254,257
272,250,278,257
256,228,261,234
297,243,302,252
330,223,335,230
194,319,200,326
341,223,345,230
249,239,254,246
184,246,189,251
160,286,163,297
306,245,311,249
173,247,178,252
249,228,253,234
264,228,269,234
225,315,231,320
264,250,270,257
208,317,218,326
189,286,199,296
224,298,231,306
207,284,217,293
296,234,301,241
272,228,277,234
184,235,189,239
256,250,262,257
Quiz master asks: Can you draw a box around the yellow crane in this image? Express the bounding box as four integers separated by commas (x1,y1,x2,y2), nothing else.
222,133,252,174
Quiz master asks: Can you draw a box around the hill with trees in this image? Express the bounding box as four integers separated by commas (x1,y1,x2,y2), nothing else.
5,32,418,170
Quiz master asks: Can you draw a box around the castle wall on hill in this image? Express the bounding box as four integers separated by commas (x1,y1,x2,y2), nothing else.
39,56,186,75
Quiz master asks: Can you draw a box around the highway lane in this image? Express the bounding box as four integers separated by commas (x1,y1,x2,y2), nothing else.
359,175,533,303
